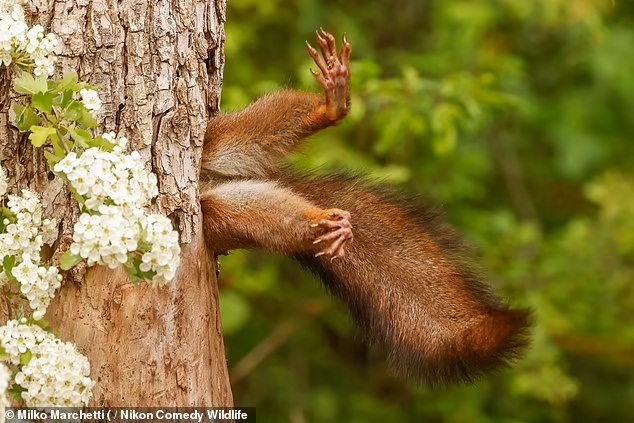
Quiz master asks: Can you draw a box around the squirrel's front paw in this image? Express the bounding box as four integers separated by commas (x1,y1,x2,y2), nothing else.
305,29,351,122
311,209,353,261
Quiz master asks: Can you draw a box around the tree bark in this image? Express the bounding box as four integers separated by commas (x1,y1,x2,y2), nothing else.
0,0,232,406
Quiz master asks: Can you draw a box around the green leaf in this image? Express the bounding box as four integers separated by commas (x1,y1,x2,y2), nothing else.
68,127,93,148
13,103,24,116
28,126,57,147
49,72,98,94
13,104,42,132
60,251,82,271
1,207,15,222
8,385,25,401
123,261,142,284
64,100,99,129
0,345,9,362
51,135,66,157
68,186,85,205
32,91,55,114
65,101,84,121
79,109,99,129
58,89,74,108
13,72,49,95
49,72,79,93
123,259,157,285
44,150,62,167
19,349,32,366
2,255,16,276
93,135,115,152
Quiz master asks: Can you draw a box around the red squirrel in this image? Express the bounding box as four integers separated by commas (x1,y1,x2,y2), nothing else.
200,30,531,385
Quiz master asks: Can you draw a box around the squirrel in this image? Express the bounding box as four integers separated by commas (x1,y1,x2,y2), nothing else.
200,29,531,386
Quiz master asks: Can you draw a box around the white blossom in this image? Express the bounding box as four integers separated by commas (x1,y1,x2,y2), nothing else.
79,88,101,113
70,205,141,268
54,145,158,212
101,131,128,150
0,2,27,67
0,189,58,263
0,320,95,407
52,139,180,284
0,319,50,366
0,188,60,319
0,2,57,77
139,214,181,287
13,254,62,320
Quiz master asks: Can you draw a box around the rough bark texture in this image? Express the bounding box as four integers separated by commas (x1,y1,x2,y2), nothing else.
0,0,232,406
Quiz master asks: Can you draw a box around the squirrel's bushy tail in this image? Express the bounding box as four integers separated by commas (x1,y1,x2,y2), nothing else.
284,173,531,385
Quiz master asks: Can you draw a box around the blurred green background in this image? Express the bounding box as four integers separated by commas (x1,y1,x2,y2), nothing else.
216,0,634,422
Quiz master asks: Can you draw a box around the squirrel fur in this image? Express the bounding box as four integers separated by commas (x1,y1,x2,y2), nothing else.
200,30,531,386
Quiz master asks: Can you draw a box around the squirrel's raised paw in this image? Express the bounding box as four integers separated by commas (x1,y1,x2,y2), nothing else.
305,29,351,122
311,209,353,261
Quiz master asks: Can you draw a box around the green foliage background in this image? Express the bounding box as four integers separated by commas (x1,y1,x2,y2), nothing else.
216,0,634,421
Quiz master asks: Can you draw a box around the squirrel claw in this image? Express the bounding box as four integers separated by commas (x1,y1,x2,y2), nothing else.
316,233,350,259
312,208,353,259
307,28,351,122
314,227,351,244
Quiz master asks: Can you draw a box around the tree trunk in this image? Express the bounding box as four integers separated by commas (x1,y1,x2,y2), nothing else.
0,0,232,406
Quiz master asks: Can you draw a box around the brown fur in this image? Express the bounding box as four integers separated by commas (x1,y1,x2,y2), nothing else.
200,30,531,385
200,179,351,256
203,91,332,179
284,173,531,384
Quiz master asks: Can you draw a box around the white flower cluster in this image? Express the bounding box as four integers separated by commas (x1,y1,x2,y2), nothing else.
0,319,49,365
53,132,180,285
69,208,180,286
0,363,9,418
0,0,27,66
13,254,62,320
0,320,95,407
0,1,58,77
54,140,158,212
0,189,58,261
139,214,181,287
79,88,101,113
0,188,60,319
70,204,141,268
